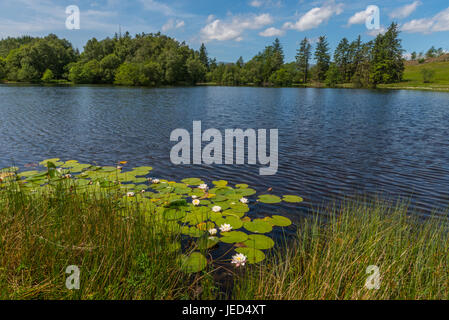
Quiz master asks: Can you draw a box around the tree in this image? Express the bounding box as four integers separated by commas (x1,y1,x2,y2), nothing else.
199,43,209,70
314,36,330,81
325,63,341,87
334,38,350,82
370,22,404,84
426,46,437,59
421,68,435,83
187,56,207,84
411,52,417,60
296,37,312,83
100,54,121,83
41,69,54,82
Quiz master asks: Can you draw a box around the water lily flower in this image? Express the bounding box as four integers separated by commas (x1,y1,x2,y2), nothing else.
240,198,249,204
199,184,208,190
152,179,160,184
192,199,201,206
140,189,146,194
212,206,222,213
231,253,247,267
116,166,123,170
219,224,232,232
192,195,198,199
208,228,217,236
127,192,135,197
63,174,72,179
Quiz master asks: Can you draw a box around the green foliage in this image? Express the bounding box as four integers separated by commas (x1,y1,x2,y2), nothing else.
296,37,312,83
314,36,330,81
1,159,296,275
41,69,54,83
421,68,436,83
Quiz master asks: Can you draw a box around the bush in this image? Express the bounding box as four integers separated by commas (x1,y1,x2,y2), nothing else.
41,69,54,83
421,68,435,83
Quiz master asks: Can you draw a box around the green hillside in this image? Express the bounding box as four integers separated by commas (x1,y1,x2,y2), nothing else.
379,57,449,91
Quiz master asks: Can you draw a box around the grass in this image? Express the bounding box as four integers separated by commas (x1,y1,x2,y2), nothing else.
0,183,217,300
378,59,449,91
233,201,449,300
1,180,449,300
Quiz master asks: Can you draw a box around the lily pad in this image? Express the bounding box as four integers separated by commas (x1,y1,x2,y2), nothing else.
244,234,274,249
244,219,273,234
235,247,265,264
257,195,282,204
220,231,249,244
180,252,207,273
271,215,292,227
282,195,304,203
181,178,204,186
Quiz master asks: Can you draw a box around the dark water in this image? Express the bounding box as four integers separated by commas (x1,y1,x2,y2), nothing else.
1,85,449,220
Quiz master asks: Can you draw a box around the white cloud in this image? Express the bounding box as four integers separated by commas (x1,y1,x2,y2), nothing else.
139,0,175,16
367,26,386,36
249,0,281,8
401,7,449,34
162,19,185,32
201,13,273,42
283,1,343,31
390,1,421,19
259,27,285,37
347,5,378,26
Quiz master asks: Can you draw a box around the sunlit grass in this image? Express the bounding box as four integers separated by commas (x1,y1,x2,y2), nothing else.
233,201,449,300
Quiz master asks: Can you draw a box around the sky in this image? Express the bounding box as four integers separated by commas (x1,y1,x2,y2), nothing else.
0,0,449,62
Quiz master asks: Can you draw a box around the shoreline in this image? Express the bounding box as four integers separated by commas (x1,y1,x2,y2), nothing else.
2,80,449,93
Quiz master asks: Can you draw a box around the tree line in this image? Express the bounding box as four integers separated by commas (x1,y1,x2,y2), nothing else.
0,23,405,88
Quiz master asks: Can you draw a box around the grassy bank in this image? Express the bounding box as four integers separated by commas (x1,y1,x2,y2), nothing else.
1,161,449,300
234,202,449,300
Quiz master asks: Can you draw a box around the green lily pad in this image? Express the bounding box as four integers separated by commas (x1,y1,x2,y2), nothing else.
180,252,207,273
282,195,304,203
235,247,266,264
181,178,204,186
244,234,274,249
244,219,273,234
213,180,228,187
271,215,292,227
216,216,243,230
235,184,249,189
163,208,187,221
257,195,282,204
220,231,249,244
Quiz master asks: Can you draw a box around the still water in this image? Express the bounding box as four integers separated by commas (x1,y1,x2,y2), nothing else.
1,85,449,219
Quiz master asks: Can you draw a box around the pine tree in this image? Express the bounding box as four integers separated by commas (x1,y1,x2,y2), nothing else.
314,36,330,81
334,38,350,82
296,37,312,83
199,43,209,71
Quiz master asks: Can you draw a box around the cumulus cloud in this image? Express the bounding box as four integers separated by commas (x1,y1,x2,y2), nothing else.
347,5,378,26
283,1,343,31
259,27,285,37
162,19,185,32
401,7,449,33
201,13,273,42
390,1,421,19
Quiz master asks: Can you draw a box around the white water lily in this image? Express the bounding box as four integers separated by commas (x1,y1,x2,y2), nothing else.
208,228,217,236
192,199,200,206
199,184,208,190
231,253,247,267
240,197,248,204
116,166,123,170
152,179,160,184
63,174,72,179
127,192,135,197
219,224,232,232
212,206,222,213
140,189,146,194
191,195,198,199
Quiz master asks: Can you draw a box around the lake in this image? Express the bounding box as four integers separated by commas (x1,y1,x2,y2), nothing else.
1,85,449,220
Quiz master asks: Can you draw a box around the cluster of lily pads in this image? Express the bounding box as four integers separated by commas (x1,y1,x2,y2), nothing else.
0,158,303,273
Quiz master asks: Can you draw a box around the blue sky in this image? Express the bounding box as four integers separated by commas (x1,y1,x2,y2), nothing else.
1,0,449,62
